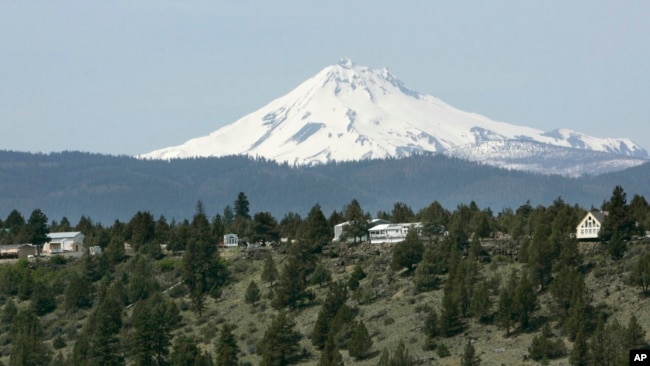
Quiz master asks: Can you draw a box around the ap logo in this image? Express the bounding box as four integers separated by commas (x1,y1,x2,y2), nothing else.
631,350,650,364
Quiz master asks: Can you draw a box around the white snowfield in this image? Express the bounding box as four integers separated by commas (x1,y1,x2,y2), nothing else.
139,58,647,175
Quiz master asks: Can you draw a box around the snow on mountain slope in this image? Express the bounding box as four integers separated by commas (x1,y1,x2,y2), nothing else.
140,58,648,174
445,140,648,177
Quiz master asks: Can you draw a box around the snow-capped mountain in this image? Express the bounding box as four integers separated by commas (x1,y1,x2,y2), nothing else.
140,58,648,175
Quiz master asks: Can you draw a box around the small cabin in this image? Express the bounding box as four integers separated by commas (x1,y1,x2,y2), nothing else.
576,212,605,240
223,234,239,247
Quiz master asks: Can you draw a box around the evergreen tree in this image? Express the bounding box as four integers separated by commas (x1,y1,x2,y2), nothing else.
423,308,439,339
312,282,348,349
170,336,200,366
30,280,56,316
626,314,646,348
569,326,589,366
629,251,650,295
127,254,159,303
77,285,124,366
261,254,279,286
470,280,492,322
244,280,261,306
528,324,567,363
496,275,516,336
104,237,126,265
513,271,537,330
259,312,302,366
127,210,157,253
234,192,250,220
9,309,51,366
601,185,635,241
2,298,17,331
377,348,390,366
311,263,332,287
303,204,333,251
251,211,280,244
64,270,94,311
318,333,344,366
413,246,440,291
391,230,423,272
460,341,481,366
348,320,373,359
215,323,239,366
26,209,49,256
183,204,229,314
390,202,415,223
342,199,368,243
607,232,626,260
347,264,366,290
389,340,415,365
272,255,313,310
131,293,178,365
439,281,462,337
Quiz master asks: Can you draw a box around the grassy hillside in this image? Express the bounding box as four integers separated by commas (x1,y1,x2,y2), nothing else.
2,236,647,365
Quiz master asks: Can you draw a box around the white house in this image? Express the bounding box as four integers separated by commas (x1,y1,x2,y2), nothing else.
576,212,605,240
223,233,239,247
368,222,422,244
332,219,390,243
44,232,85,253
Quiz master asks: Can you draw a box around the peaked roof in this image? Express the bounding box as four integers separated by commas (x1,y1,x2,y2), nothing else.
48,232,83,239
588,211,606,223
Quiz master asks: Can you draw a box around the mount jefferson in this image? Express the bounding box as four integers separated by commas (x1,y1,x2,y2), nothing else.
140,58,648,176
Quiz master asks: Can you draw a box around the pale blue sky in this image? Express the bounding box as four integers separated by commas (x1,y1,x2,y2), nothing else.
1,1,649,155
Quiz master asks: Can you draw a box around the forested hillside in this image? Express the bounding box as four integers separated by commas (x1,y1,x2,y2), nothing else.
1,150,650,225
0,187,649,365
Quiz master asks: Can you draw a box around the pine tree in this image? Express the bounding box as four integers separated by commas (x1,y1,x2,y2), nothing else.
391,230,423,272
259,312,302,366
245,280,261,306
304,204,333,251
461,341,481,366
513,271,537,330
9,309,51,366
131,294,178,365
569,326,589,366
318,333,344,366
470,280,492,322
215,323,239,366
347,264,366,290
629,251,650,295
261,254,279,286
423,308,439,339
342,199,368,243
272,255,313,310
311,263,333,287
626,314,646,348
64,270,94,311
496,283,516,336
312,282,348,349
601,185,635,241
348,320,372,359
30,280,56,316
439,281,462,337
183,204,229,314
234,192,250,220
377,348,390,366
27,209,49,256
390,340,415,365
170,336,200,366
413,246,440,292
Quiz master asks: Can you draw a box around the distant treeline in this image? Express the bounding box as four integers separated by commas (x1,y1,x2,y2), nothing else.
0,150,649,224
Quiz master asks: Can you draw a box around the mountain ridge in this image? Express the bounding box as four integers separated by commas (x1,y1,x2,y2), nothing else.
142,58,647,175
